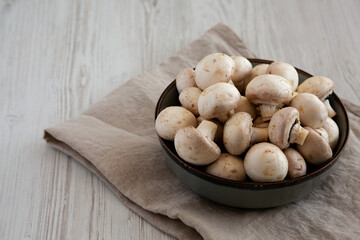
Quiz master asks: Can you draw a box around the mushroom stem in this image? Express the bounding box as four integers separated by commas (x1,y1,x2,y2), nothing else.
289,123,309,145
197,120,217,141
315,127,329,143
251,127,269,144
324,99,336,118
258,104,278,120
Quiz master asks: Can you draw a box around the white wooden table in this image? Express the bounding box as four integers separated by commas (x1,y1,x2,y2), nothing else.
1,0,359,239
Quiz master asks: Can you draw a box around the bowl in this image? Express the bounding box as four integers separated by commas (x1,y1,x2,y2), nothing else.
155,58,349,209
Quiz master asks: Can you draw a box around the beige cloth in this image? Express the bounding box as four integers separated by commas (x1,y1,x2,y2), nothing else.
44,24,360,240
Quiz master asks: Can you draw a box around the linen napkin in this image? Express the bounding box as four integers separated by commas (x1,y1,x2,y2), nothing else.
44,23,360,240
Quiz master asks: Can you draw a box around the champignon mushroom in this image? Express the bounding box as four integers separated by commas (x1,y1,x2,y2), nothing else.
296,127,332,165
296,76,336,117
289,93,328,129
320,117,339,149
244,142,288,182
179,87,202,115
195,53,235,90
266,61,299,91
234,96,257,120
155,106,197,141
176,68,197,93
245,74,293,120
283,148,307,179
198,82,241,122
242,63,269,93
268,107,309,149
230,56,252,91
223,112,269,155
205,153,246,181
253,117,269,128
174,120,221,165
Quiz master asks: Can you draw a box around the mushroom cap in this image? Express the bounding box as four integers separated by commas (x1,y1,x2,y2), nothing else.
266,61,299,91
296,127,332,165
195,53,235,90
322,117,339,149
179,87,202,115
155,106,197,140
176,68,197,93
174,126,221,165
269,107,299,149
234,96,257,119
243,64,269,91
290,93,328,128
198,82,241,119
230,56,252,85
205,153,246,181
244,142,288,182
283,148,307,179
245,74,293,106
297,76,334,101
223,112,252,155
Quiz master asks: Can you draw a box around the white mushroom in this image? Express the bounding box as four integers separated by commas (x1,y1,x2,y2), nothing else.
242,63,269,93
179,87,202,115
283,148,307,179
174,120,221,165
244,142,288,182
155,106,197,141
234,96,257,120
205,153,246,181
290,93,328,129
245,74,293,120
253,117,270,128
176,68,197,93
266,61,299,91
230,56,252,91
296,127,333,165
320,117,339,149
223,112,269,155
197,117,224,146
297,76,336,117
198,82,241,122
195,53,235,90
268,107,309,149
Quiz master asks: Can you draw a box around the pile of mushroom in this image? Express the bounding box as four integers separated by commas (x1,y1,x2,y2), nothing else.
155,53,339,183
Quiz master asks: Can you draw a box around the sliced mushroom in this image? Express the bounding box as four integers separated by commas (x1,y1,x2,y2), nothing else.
176,68,197,93
242,63,269,92
205,153,246,181
284,148,307,179
223,112,268,155
246,74,293,120
195,53,235,90
230,56,252,92
269,107,309,149
198,82,241,122
155,106,197,141
234,96,257,120
266,61,299,91
297,76,336,117
321,117,339,149
244,142,288,182
174,120,220,165
296,127,332,165
179,87,202,115
290,93,328,129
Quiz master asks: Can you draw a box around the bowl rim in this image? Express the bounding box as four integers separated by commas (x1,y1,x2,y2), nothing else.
155,58,350,189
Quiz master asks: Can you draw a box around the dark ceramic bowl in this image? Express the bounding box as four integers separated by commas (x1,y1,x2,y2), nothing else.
155,58,349,209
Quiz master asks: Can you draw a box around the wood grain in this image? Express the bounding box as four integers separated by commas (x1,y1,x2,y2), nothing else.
0,0,359,239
